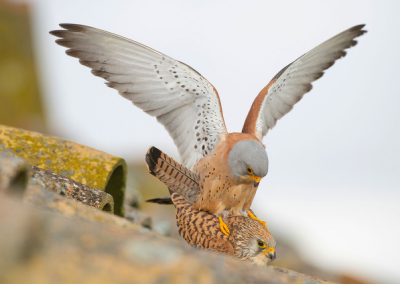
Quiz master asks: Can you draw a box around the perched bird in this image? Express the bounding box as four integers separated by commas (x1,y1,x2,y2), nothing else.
171,192,276,266
50,24,366,235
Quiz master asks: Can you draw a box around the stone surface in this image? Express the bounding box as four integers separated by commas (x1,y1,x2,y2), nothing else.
124,203,152,229
124,186,143,209
0,125,126,215
0,126,344,283
0,195,334,284
30,165,114,213
0,153,29,197
23,186,144,231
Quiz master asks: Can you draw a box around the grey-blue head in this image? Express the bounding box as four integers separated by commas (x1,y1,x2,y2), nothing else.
227,140,268,186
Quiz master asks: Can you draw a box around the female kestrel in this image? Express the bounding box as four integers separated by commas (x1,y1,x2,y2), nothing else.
51,24,366,235
172,192,276,266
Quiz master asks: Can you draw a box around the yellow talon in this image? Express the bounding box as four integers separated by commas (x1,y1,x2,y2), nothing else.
219,216,230,236
247,210,268,231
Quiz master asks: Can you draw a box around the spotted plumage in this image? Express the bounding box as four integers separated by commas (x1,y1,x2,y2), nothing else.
51,24,366,231
172,192,276,265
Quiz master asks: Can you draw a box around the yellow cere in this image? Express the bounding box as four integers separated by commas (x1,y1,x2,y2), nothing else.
249,176,262,182
266,247,275,253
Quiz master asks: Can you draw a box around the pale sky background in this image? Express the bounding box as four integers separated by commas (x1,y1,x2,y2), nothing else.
27,0,399,283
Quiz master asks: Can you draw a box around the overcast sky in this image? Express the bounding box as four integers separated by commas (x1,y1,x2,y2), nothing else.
29,1,399,282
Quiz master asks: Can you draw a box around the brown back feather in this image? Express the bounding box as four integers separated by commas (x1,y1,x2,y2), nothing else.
172,193,234,255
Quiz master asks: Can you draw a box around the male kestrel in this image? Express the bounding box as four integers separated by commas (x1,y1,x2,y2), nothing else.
51,24,366,235
172,192,276,266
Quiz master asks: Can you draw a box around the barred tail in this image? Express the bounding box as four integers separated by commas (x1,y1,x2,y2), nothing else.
145,146,199,203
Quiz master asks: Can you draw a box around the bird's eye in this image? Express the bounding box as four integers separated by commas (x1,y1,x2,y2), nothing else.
247,166,253,175
257,240,266,248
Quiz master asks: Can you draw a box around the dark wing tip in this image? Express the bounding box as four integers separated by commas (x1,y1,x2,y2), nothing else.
346,24,367,37
349,24,368,42
59,23,102,34
146,196,173,205
351,24,367,32
342,24,367,53
49,30,60,36
55,39,71,47
59,23,85,32
65,49,81,58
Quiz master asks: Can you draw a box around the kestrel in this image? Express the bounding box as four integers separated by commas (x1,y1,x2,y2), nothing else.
144,146,275,263
145,146,268,236
51,24,366,235
171,192,276,266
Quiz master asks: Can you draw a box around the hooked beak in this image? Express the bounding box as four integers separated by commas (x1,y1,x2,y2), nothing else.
250,176,262,187
263,247,276,261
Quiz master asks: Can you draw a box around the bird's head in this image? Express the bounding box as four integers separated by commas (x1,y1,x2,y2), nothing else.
231,217,276,266
228,140,268,187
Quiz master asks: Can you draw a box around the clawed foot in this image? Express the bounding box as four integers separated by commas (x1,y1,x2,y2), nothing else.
219,216,230,236
247,210,268,230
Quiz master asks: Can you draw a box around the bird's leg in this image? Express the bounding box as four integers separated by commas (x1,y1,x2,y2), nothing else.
218,216,230,237
247,210,268,230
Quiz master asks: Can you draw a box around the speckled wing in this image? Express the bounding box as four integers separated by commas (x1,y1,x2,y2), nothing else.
171,193,234,254
50,24,227,170
242,25,366,140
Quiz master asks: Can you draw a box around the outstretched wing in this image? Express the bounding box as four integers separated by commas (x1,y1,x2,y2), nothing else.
50,24,227,170
242,25,366,140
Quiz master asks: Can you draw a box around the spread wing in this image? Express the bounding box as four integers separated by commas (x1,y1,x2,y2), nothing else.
50,24,227,170
242,25,367,140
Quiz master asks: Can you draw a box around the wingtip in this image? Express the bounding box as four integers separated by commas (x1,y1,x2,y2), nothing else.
59,23,94,33
49,30,62,36
352,24,368,36
59,23,78,30
146,196,173,205
349,24,368,48
49,23,85,36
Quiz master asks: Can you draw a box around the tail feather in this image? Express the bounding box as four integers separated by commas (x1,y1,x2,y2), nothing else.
145,146,199,203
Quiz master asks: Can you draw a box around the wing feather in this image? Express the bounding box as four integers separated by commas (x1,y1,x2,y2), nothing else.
51,24,227,169
242,25,366,140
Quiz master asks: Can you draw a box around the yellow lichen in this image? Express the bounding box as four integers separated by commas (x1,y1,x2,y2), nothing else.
0,125,126,216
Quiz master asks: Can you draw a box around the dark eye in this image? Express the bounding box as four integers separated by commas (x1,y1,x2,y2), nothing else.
257,240,266,248
247,166,253,174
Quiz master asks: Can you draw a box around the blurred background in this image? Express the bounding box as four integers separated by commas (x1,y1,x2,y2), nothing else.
1,0,399,283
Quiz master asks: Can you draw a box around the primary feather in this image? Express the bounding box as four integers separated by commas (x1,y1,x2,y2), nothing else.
242,25,367,140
